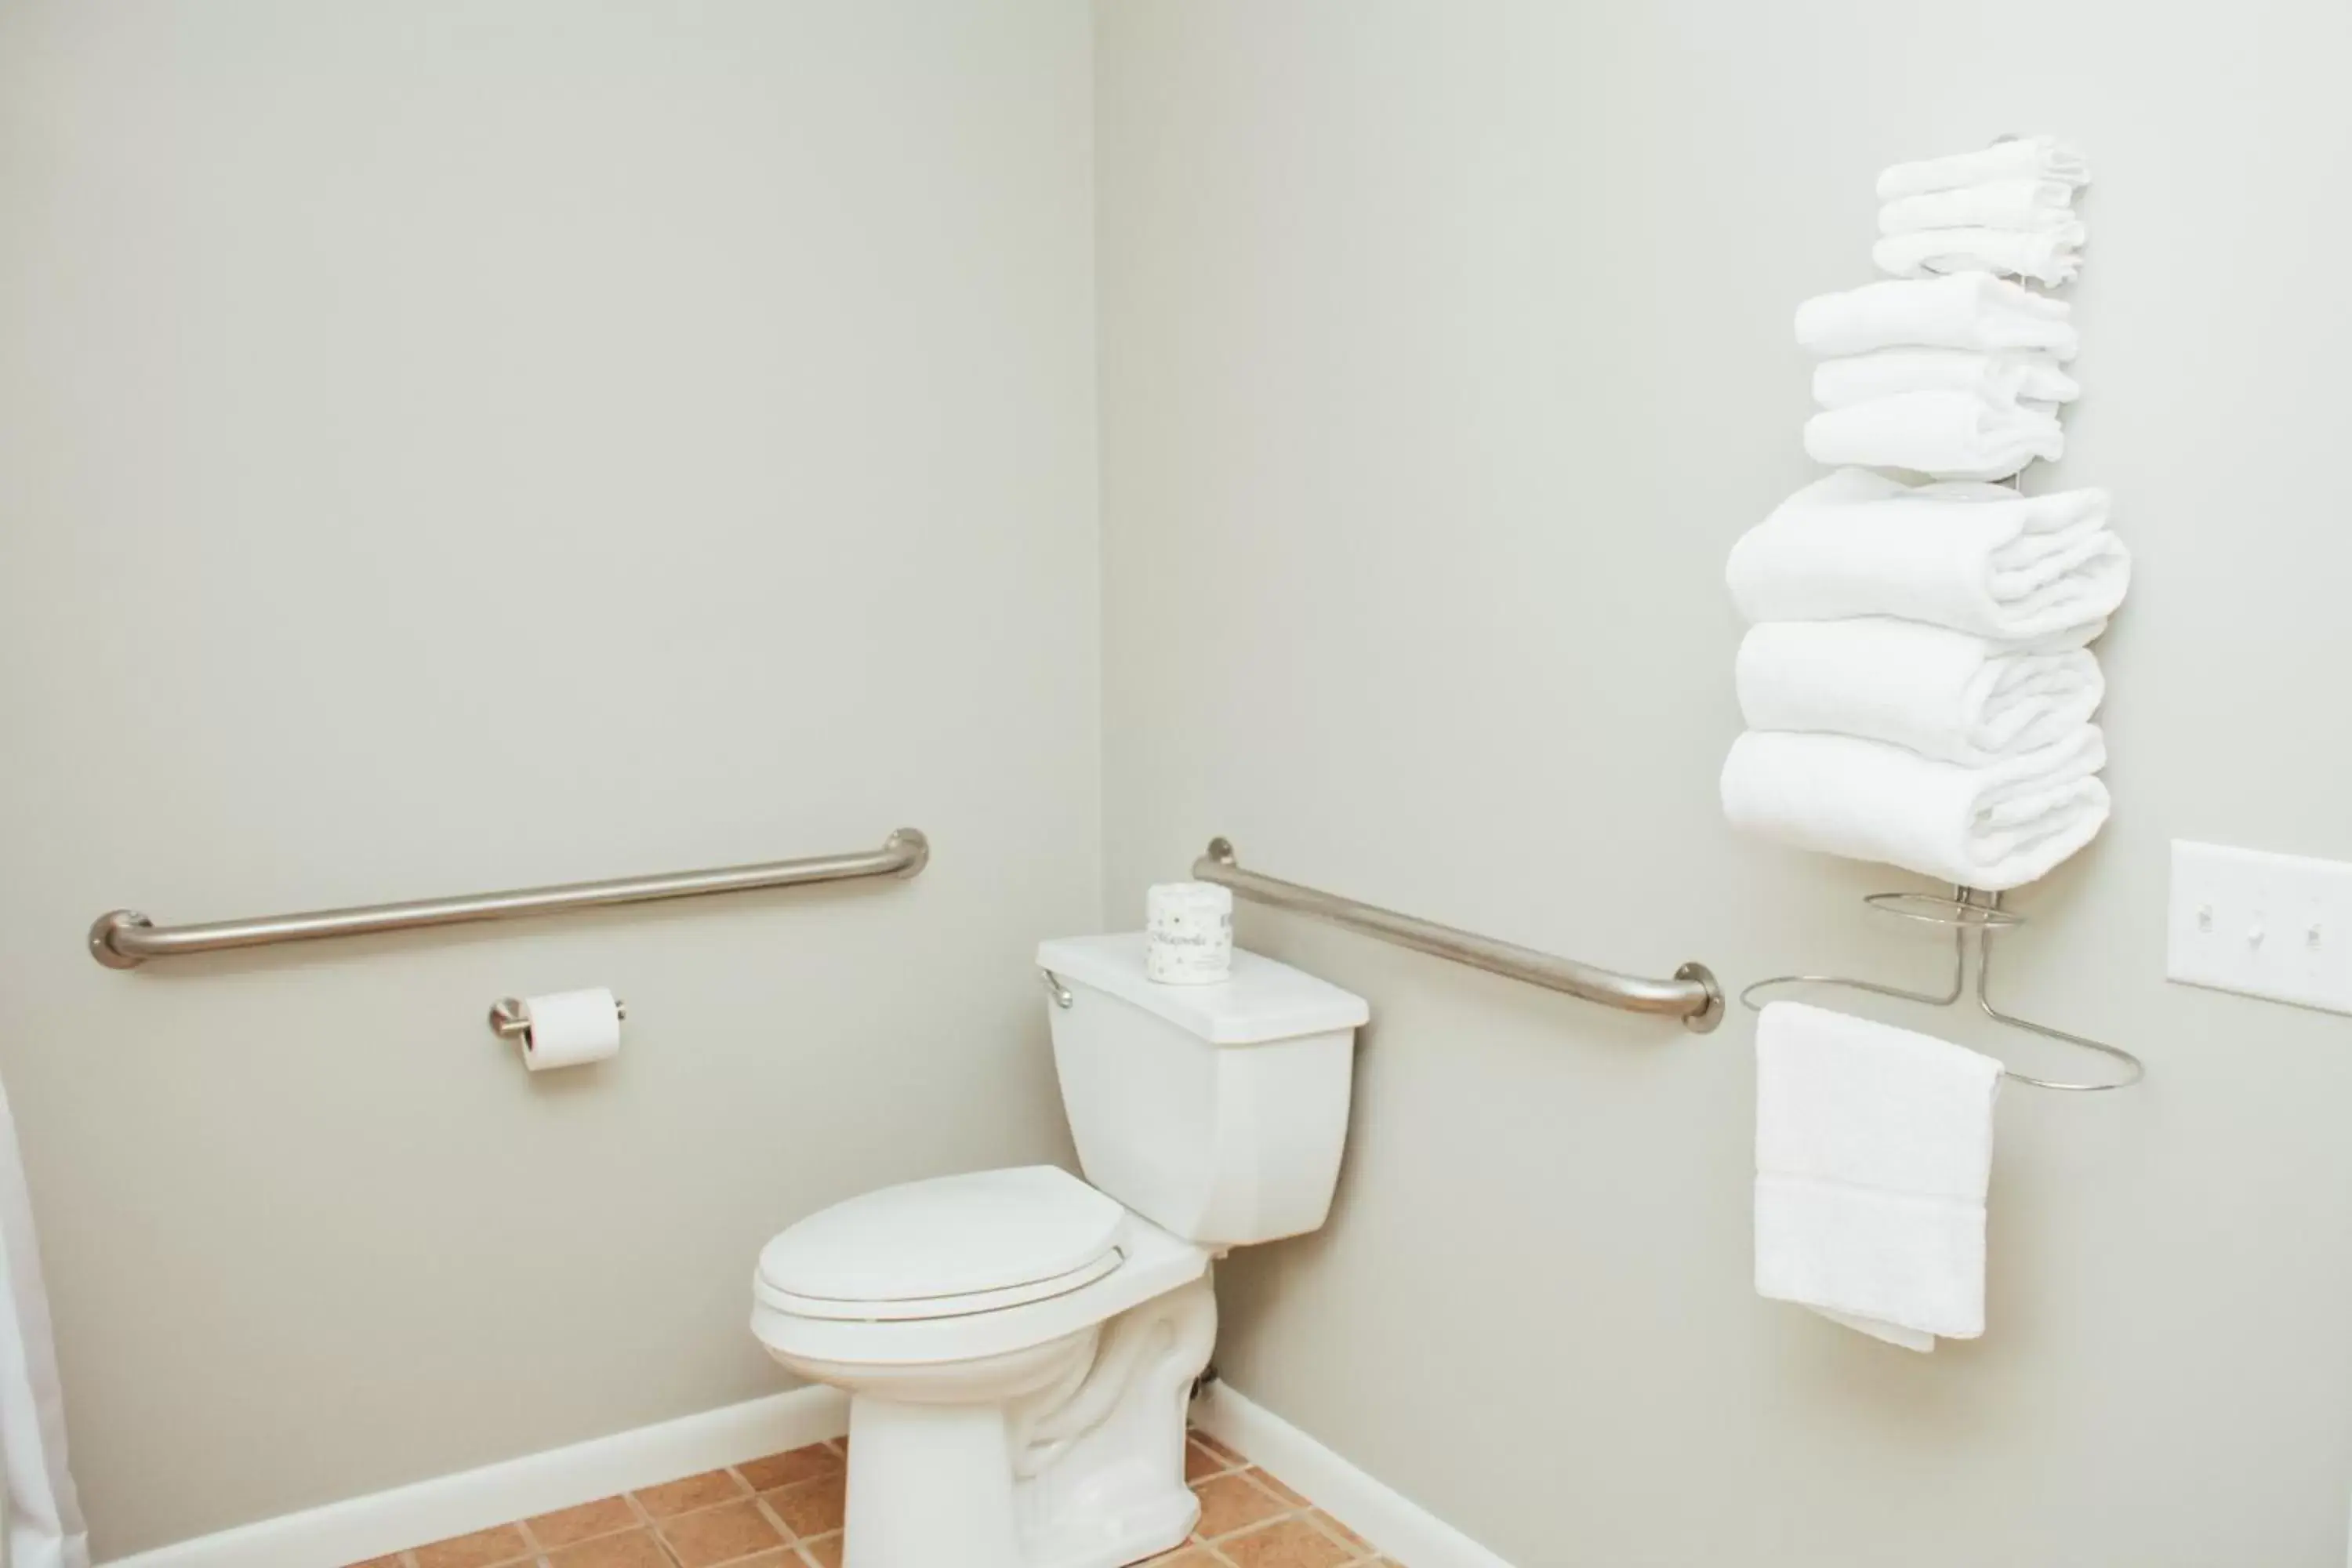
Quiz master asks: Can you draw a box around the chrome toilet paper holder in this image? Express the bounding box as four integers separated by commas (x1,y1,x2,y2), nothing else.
488,996,627,1043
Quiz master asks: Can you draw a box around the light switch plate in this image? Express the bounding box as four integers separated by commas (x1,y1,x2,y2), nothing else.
2167,840,2352,1015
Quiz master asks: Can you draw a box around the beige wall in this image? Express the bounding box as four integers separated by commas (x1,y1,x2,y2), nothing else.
0,2,1096,1557
1098,2,2352,1564
13,2,2352,1561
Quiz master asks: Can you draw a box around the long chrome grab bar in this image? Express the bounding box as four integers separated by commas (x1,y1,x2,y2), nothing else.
88,829,929,968
1191,837,1722,1033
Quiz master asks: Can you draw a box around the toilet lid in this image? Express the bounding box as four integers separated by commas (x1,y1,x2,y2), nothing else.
757,1166,1126,1316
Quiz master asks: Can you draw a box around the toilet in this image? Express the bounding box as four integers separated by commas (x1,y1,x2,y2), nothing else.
750,931,1368,1568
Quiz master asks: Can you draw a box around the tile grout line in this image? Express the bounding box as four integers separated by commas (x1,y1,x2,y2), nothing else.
715,1462,768,1566
1183,1454,1388,1565
662,1458,833,1568
746,1486,797,1555
620,1480,677,1568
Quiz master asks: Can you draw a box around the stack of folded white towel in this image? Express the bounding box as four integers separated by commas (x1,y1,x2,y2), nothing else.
1875,136,2089,288
1723,467,2125,888
1798,276,2077,481
1802,137,2090,481
1722,140,2126,893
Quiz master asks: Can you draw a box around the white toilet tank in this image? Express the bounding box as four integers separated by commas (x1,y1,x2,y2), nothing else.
1034,932,1369,1246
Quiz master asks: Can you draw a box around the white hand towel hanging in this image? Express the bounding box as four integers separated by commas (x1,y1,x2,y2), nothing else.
1719,724,2109,891
1755,1001,2003,1352
1802,390,2064,480
1813,347,2078,412
1725,469,2128,643
1736,619,2104,766
1795,274,2077,360
1876,136,2089,201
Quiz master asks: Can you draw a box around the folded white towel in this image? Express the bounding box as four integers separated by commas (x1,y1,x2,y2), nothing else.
1720,724,2109,890
1880,179,2081,238
1813,347,2079,412
1876,136,2089,201
1874,223,2085,288
1803,390,2063,481
1725,469,2129,642
1795,274,2077,361
1755,1000,2003,1351
1736,619,2104,766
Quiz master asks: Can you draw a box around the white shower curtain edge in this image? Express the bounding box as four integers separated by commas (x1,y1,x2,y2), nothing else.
0,1076,87,1568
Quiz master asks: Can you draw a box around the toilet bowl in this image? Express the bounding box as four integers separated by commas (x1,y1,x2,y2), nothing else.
750,934,1368,1568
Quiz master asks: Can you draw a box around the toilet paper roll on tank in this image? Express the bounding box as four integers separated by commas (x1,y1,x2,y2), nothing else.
1145,882,1233,984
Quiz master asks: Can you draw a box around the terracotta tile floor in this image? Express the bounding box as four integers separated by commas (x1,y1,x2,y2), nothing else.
1156,1428,1402,1567
351,1426,1403,1568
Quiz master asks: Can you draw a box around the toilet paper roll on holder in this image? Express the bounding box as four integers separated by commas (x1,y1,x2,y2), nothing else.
488,995,627,1043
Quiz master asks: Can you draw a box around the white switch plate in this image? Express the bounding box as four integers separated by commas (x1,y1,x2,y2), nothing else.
2167,840,2352,1015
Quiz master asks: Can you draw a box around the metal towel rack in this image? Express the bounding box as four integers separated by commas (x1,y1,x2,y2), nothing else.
1740,887,2142,1091
87,829,929,967
1191,837,1724,1032
1729,147,2139,1094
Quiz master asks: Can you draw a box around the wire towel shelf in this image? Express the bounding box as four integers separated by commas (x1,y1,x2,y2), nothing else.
1739,887,2142,1092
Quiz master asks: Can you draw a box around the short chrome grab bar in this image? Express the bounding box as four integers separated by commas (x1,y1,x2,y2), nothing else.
1191,837,1723,1033
88,829,929,968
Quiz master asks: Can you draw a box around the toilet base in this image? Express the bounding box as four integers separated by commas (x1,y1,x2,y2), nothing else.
845,1398,1027,1568
833,1276,1218,1568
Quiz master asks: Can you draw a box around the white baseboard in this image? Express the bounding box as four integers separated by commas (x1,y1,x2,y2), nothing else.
1193,1382,1516,1568
102,1384,849,1568
103,1374,1497,1568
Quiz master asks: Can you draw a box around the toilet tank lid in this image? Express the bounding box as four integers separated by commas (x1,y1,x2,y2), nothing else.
1036,932,1370,1045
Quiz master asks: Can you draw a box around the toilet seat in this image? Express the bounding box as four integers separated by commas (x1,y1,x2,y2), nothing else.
760,1249,1127,1323
755,1166,1127,1323
751,1181,1209,1370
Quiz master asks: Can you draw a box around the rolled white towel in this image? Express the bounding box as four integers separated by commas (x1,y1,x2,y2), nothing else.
1736,619,2105,767
1802,390,2063,481
1719,725,2110,891
1873,223,2085,288
1880,179,2082,237
1876,137,2089,201
1726,469,2128,643
1813,347,2079,412
1795,274,2076,361
1803,390,2063,481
